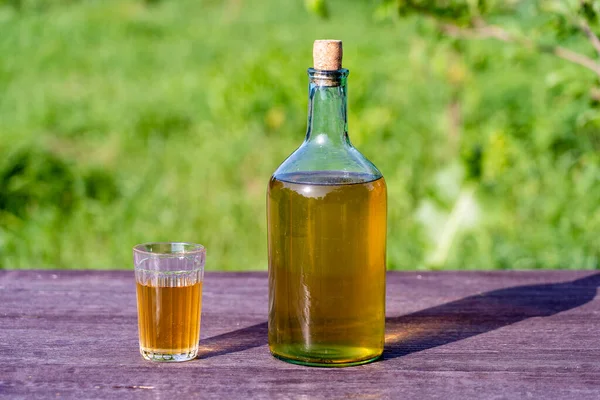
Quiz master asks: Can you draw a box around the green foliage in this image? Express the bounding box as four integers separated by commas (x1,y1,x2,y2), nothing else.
1,0,598,270
0,147,78,218
304,0,329,19
376,0,600,41
396,0,471,22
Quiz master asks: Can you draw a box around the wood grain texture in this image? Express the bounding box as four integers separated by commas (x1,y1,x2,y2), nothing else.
1,270,599,399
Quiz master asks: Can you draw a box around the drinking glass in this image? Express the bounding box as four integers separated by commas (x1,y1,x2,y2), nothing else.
133,242,205,362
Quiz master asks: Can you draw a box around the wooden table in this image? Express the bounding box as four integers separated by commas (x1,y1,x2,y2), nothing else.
1,270,599,399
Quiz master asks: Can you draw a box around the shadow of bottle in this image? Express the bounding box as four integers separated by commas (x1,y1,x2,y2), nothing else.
196,273,600,361
384,273,600,359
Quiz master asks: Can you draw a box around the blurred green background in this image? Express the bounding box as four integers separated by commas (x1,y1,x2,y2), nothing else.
0,0,598,270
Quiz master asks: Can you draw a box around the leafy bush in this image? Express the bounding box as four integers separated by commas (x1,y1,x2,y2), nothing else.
0,0,598,270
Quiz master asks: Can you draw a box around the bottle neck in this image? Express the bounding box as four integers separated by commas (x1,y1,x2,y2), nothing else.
305,68,350,146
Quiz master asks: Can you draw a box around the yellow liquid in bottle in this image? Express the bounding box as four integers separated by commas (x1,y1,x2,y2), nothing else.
267,171,387,366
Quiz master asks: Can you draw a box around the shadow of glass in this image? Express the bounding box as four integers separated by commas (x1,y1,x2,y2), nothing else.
384,273,600,359
198,322,268,359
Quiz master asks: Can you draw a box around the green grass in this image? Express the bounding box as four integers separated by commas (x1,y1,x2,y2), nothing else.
0,0,598,270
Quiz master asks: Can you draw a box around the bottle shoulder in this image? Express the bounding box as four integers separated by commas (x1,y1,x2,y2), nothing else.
273,141,383,182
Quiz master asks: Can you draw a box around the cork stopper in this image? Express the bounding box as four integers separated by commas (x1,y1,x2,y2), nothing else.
313,40,343,71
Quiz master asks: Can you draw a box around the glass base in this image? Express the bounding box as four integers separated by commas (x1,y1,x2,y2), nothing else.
270,344,382,368
140,347,198,362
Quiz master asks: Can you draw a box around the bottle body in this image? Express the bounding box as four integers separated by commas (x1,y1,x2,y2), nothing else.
267,67,387,367
268,171,386,366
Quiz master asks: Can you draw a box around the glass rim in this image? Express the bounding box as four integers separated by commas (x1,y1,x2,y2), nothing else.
308,68,349,86
307,68,349,76
133,242,206,256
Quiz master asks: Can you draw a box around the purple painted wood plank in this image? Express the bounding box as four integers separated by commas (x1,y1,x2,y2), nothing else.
1,270,599,399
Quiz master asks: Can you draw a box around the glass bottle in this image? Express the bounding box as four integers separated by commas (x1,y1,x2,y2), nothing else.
267,40,387,367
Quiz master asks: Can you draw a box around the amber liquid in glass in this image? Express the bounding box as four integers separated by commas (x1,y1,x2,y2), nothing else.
136,281,202,355
268,171,387,366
